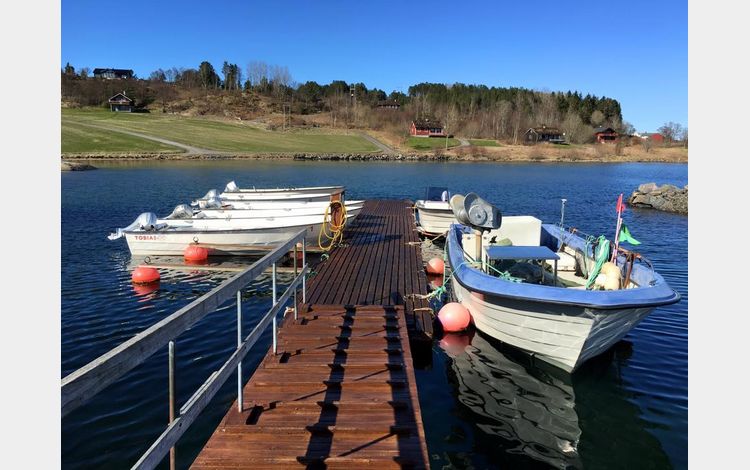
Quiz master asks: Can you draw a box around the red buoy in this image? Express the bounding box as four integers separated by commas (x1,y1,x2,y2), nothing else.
426,257,445,275
438,302,472,332
132,266,160,284
184,244,209,262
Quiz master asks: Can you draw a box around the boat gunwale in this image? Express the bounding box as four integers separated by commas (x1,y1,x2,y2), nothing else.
446,223,681,310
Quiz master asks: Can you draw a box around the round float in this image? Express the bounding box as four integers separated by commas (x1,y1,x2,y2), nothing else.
132,266,160,284
437,302,471,332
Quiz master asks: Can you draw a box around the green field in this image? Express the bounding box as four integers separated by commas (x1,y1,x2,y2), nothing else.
406,136,461,150
468,139,500,147
62,120,183,153
61,108,379,154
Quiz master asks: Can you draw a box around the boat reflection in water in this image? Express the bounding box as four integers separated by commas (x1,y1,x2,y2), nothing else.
441,330,582,469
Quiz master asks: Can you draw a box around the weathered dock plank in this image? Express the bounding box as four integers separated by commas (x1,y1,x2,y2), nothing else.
192,200,433,469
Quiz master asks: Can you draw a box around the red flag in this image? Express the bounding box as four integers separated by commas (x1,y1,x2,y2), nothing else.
616,193,625,213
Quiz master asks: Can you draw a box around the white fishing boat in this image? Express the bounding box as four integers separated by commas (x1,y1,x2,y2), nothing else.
164,200,365,220
109,211,358,256
445,193,681,372
415,186,457,236
222,181,344,198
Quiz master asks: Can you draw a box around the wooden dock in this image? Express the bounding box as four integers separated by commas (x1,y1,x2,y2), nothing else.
192,200,433,469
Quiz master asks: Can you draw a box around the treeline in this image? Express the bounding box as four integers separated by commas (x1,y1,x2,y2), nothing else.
62,59,631,143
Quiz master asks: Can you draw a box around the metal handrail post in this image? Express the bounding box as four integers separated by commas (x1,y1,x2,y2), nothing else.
168,341,176,470
293,243,298,320
302,239,307,304
236,291,242,412
272,262,277,354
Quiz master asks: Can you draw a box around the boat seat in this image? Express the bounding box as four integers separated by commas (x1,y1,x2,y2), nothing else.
545,251,577,272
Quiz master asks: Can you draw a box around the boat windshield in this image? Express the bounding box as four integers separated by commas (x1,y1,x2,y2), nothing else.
425,186,451,202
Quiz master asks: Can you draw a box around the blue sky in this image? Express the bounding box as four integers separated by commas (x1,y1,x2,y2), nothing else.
62,0,687,132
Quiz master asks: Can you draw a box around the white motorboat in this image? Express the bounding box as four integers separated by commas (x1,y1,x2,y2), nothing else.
191,182,345,204
222,181,344,198
164,200,365,220
109,211,358,256
415,186,458,236
445,193,681,372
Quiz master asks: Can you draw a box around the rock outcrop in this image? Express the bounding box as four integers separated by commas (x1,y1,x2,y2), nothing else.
61,161,97,171
628,183,687,215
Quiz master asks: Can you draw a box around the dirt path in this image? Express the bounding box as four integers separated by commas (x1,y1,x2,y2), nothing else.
458,138,470,147
357,132,397,154
74,122,217,154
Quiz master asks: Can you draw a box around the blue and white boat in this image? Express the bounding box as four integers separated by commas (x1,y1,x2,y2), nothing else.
445,194,681,372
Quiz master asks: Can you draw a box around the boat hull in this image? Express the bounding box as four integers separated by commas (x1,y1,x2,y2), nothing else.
125,223,322,256
415,201,456,235
445,223,679,372
451,279,654,372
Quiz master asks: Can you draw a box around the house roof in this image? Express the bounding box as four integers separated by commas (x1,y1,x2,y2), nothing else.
593,126,617,134
108,92,133,103
375,100,400,107
94,68,134,75
527,126,562,134
413,119,443,129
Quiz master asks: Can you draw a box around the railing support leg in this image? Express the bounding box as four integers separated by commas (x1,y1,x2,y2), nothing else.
272,263,277,354
302,240,307,304
294,243,299,320
168,341,176,470
236,291,243,412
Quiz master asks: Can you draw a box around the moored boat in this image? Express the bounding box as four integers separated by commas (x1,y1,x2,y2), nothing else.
445,193,681,372
415,186,457,236
109,211,359,256
165,200,365,220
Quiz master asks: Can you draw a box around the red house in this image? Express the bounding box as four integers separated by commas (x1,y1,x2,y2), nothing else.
410,119,445,137
594,126,618,143
645,133,665,143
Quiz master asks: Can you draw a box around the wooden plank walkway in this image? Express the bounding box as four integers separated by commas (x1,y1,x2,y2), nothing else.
192,200,433,469
303,200,432,337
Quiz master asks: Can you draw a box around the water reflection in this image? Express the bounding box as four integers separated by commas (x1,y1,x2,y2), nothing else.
440,330,672,469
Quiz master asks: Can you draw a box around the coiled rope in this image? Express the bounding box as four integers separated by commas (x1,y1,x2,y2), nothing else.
318,200,347,251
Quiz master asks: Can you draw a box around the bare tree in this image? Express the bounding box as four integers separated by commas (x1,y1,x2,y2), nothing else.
247,61,270,90
590,110,605,127
658,121,685,144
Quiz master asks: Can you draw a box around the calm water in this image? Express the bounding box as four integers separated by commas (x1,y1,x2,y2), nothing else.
61,161,687,469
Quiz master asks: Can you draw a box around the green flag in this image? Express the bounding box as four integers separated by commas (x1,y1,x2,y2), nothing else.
618,223,641,245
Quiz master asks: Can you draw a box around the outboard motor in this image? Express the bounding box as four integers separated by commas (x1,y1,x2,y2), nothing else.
450,193,501,231
463,193,502,230
224,181,240,192
166,204,194,219
108,212,165,240
203,196,223,209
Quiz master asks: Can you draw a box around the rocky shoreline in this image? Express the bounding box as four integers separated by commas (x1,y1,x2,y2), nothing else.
628,183,688,215
61,161,97,171
60,151,685,163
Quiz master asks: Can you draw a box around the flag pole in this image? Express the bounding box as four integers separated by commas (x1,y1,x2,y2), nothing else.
611,193,623,264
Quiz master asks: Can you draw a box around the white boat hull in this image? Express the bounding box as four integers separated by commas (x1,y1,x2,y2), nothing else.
415,201,456,235
191,202,364,219
451,280,654,372
126,222,325,256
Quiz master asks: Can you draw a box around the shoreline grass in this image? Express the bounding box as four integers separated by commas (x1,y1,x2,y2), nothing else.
62,108,378,154
406,136,461,150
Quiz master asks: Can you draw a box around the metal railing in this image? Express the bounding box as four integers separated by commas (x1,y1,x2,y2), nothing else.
61,229,309,469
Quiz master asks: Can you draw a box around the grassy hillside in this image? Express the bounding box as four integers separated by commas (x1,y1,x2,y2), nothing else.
468,139,500,147
62,120,183,153
62,108,379,154
406,136,461,150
